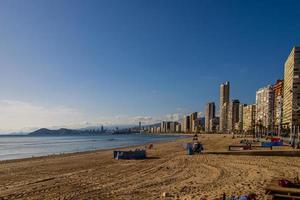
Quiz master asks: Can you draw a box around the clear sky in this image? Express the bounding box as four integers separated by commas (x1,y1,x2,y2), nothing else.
1,0,300,133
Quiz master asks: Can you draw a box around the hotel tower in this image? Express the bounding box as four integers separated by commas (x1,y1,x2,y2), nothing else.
219,81,230,132
282,46,300,128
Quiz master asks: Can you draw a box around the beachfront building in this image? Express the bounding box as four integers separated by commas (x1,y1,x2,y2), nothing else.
182,115,191,133
282,46,300,129
256,85,274,131
205,102,216,132
166,122,171,133
194,117,205,132
237,104,246,132
227,99,240,132
190,112,198,133
210,117,219,132
160,121,167,133
273,79,284,135
175,123,182,133
169,122,178,133
243,104,256,133
219,81,230,132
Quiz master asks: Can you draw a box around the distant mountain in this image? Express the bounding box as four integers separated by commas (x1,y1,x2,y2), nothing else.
28,128,105,136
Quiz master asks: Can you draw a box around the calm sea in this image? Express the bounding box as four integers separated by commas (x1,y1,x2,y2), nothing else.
0,134,185,161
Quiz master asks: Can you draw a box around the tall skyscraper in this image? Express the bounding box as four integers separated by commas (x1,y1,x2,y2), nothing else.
282,47,300,128
227,99,240,132
182,115,190,133
190,112,198,133
220,81,230,132
205,102,216,132
256,85,274,130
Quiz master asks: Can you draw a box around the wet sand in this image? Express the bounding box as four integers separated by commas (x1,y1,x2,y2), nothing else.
0,134,299,200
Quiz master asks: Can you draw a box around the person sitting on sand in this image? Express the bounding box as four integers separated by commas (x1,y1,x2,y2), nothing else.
192,141,203,153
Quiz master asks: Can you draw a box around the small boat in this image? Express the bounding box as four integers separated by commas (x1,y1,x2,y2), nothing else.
113,149,146,159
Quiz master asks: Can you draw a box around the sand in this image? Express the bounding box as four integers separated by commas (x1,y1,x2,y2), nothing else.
0,134,299,200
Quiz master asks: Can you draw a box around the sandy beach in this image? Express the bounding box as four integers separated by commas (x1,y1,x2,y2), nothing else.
0,134,299,200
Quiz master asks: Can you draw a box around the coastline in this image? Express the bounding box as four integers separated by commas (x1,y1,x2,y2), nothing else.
0,134,299,199
0,133,189,163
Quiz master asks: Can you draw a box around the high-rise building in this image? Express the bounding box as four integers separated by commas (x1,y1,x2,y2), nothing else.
282,47,300,128
175,123,181,133
227,99,240,132
166,122,171,133
182,115,190,133
169,122,177,133
256,85,274,130
160,121,166,133
243,104,256,133
236,104,246,132
220,81,230,132
205,102,216,132
210,117,219,132
190,112,198,133
273,79,284,133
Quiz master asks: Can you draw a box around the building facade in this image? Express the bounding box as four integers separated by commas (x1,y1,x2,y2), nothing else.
273,79,284,133
205,102,216,132
219,81,230,132
256,85,274,130
243,104,256,133
175,123,181,133
282,46,300,128
190,112,198,133
210,117,219,132
227,99,240,132
182,115,191,133
169,122,178,133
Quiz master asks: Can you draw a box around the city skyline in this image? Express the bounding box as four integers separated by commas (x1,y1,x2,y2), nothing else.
1,1,300,133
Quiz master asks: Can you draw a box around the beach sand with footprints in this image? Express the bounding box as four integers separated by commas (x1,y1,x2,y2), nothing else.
0,134,299,200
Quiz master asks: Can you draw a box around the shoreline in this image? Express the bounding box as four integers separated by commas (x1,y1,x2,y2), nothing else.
0,134,299,199
0,134,190,164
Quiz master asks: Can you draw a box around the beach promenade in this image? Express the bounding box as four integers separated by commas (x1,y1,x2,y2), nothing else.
0,134,299,200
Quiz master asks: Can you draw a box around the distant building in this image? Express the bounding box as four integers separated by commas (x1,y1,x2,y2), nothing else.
190,112,198,133
238,104,246,132
160,121,167,133
220,81,230,132
273,79,284,134
182,115,191,133
256,85,274,130
282,46,300,129
210,117,219,132
243,104,256,133
205,102,216,132
175,123,182,133
166,122,171,133
227,99,240,132
170,122,178,133
194,117,204,132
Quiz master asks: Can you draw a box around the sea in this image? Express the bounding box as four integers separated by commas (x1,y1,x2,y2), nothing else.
0,134,186,161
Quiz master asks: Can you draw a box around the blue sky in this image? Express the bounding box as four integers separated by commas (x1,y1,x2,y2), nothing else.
0,0,300,132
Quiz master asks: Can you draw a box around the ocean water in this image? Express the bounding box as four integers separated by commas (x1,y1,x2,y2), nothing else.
0,134,185,161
